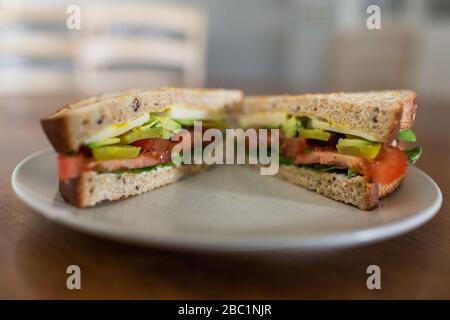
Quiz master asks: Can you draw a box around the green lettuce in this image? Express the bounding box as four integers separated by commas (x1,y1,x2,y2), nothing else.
279,155,360,178
404,146,422,165
112,162,174,174
398,129,417,142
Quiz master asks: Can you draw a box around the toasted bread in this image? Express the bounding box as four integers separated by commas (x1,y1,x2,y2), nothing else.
41,87,243,154
277,164,404,210
240,90,417,143
59,164,207,208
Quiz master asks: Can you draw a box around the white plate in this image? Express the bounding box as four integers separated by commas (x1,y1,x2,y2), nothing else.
12,149,442,251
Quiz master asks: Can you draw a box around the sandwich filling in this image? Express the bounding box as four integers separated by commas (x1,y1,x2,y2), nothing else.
58,110,225,181
240,112,422,185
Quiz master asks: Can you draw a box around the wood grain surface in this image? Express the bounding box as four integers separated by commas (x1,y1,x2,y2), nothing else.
0,94,448,299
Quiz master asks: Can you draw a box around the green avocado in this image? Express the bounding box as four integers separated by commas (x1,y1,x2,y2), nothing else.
299,128,330,141
119,126,172,144
281,116,299,138
336,138,382,160
92,145,141,161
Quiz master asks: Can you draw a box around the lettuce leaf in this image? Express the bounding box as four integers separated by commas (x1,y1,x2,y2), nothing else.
398,129,417,142
112,162,174,174
346,168,360,178
404,146,422,165
299,164,361,178
279,155,360,177
279,155,293,165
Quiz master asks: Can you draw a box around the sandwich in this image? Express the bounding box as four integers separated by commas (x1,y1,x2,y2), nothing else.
238,90,422,210
41,87,243,207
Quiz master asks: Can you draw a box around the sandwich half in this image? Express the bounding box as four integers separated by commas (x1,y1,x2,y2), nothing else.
238,90,422,210
41,87,243,207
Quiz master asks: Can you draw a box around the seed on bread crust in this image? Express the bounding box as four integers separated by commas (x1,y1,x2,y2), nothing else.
132,98,141,112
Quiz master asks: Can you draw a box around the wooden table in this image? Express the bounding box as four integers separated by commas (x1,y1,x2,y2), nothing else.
1,95,449,299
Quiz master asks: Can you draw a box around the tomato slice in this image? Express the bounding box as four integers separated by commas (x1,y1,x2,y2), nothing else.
281,137,307,161
58,153,85,180
281,134,407,185
88,154,170,172
131,138,173,162
370,146,408,184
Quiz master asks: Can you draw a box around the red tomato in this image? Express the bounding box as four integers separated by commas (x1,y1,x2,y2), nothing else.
281,137,307,161
58,153,85,180
131,138,173,162
370,147,408,184
90,154,170,172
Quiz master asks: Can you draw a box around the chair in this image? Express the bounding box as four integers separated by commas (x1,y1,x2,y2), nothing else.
76,2,207,95
0,5,74,96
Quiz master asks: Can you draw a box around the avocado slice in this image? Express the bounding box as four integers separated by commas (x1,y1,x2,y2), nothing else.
299,128,331,141
92,145,141,161
120,126,172,144
336,138,382,160
281,116,299,138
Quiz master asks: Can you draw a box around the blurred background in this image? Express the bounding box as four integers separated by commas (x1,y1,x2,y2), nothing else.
1,0,450,99
2,0,450,300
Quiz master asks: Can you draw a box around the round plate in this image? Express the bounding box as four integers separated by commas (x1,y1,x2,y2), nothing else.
12,149,442,251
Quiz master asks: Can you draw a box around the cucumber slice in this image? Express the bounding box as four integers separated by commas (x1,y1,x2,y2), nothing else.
175,119,196,126
87,137,120,148
150,116,181,132
239,112,287,129
175,119,227,128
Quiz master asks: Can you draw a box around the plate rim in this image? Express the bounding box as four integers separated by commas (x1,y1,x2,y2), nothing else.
11,148,443,251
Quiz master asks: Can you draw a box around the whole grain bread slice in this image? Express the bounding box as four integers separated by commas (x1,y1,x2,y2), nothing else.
277,164,404,210
59,164,207,207
41,87,243,154
241,90,417,143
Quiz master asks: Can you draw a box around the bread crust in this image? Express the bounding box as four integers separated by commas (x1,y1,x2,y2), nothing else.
240,90,417,143
399,90,417,129
41,87,243,153
379,175,403,199
59,164,207,207
277,164,405,210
